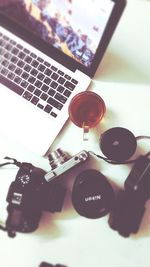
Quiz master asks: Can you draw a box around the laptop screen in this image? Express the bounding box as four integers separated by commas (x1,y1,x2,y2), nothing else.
0,0,115,68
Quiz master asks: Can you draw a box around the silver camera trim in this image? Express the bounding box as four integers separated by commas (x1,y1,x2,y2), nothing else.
45,150,89,182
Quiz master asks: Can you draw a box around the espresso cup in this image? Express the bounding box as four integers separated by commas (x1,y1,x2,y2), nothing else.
68,91,106,140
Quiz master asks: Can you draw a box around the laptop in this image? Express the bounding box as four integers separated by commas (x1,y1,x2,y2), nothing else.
0,0,126,155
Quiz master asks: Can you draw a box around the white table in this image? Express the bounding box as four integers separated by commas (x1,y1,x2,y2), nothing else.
0,1,150,267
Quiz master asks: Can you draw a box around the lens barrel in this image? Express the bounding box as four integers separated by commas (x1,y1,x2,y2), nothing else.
48,149,70,169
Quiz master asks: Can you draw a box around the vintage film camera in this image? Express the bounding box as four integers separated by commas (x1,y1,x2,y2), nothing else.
45,149,89,182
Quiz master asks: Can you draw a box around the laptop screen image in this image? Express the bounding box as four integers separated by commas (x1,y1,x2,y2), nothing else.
0,0,115,68
0,0,125,77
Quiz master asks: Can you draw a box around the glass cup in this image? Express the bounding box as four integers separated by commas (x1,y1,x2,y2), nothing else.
68,91,106,140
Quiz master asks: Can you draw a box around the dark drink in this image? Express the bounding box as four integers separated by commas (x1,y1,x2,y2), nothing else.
68,91,106,129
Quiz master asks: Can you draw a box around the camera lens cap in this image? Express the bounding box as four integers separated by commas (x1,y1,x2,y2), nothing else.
72,169,115,219
100,127,137,162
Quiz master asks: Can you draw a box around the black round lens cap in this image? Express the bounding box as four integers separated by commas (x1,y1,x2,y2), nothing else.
100,127,137,162
72,169,115,219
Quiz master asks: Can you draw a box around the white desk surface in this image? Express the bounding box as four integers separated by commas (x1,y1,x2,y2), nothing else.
0,1,150,267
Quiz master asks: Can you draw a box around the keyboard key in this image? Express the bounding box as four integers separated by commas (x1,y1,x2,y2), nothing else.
58,70,64,76
48,88,55,96
30,52,37,59
55,93,67,104
9,39,16,45
0,47,5,55
31,96,39,105
50,111,57,118
37,73,45,81
71,78,78,85
1,59,9,67
24,55,32,63
43,77,51,85
27,84,35,92
31,60,39,68
18,51,26,59
44,68,52,76
5,43,13,51
7,71,15,80
51,81,58,89
10,56,18,64
34,80,42,88
30,68,38,76
34,88,41,97
0,39,6,47
23,48,30,54
44,61,51,67
58,76,65,85
64,81,75,91
47,97,63,110
28,76,36,84
40,92,48,101
0,74,24,95
51,72,59,80
57,85,65,93
64,89,71,97
23,91,32,101
8,63,16,71
24,64,32,72
21,71,29,80
16,44,23,50
51,65,57,71
37,57,44,63
11,47,19,55
4,52,12,60
44,104,52,113
37,103,44,109
1,67,9,76
64,74,71,80
38,64,46,72
41,84,49,92
15,67,22,75
17,60,25,68
14,76,22,84
20,80,29,88
3,35,9,41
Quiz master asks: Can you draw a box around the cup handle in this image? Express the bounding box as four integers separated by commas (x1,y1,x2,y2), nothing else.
83,123,89,141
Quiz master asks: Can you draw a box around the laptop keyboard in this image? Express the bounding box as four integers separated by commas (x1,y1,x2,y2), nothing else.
0,31,78,118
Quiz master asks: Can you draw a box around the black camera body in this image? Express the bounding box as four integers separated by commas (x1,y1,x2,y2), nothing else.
108,153,150,237
6,162,66,237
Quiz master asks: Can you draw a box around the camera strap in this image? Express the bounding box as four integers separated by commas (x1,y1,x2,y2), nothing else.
0,157,22,168
0,157,34,237
89,135,150,165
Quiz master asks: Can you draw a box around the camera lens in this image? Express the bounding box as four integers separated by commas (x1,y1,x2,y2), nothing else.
100,127,137,161
48,148,70,169
72,169,115,219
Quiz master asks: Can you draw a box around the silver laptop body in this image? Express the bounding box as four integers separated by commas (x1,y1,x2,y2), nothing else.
0,0,126,155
